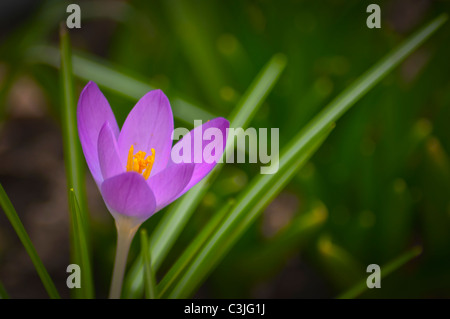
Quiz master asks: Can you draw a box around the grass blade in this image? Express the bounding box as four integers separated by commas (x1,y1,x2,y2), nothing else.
140,229,157,299
165,13,447,298
0,183,60,299
0,281,9,299
157,200,234,298
28,45,214,124
167,123,334,298
163,0,228,108
163,200,325,298
123,54,287,298
60,24,92,298
317,236,365,289
238,202,328,280
337,246,423,299
69,189,94,298
59,26,91,212
228,53,287,128
153,53,287,270
283,14,448,163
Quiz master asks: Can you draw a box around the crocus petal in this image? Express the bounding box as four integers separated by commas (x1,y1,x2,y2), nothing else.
77,81,120,185
118,90,173,177
170,117,229,195
147,163,195,212
101,172,156,223
98,122,124,181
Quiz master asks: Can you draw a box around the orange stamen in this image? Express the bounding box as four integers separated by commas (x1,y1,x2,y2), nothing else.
126,146,155,180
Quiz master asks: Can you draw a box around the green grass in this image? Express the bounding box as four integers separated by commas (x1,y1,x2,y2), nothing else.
123,53,287,298
166,123,334,298
60,24,93,299
1,0,448,299
140,229,157,299
162,13,448,297
28,45,215,125
68,189,94,298
337,246,423,299
0,183,60,299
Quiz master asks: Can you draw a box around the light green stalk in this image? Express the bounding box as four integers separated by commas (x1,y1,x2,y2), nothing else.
109,217,141,299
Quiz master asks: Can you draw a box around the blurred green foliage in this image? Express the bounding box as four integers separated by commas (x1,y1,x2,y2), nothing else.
0,0,449,298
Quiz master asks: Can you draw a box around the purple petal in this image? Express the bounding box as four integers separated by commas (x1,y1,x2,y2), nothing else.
170,117,229,195
77,82,119,185
118,90,173,178
98,122,124,181
147,163,195,212
101,172,156,223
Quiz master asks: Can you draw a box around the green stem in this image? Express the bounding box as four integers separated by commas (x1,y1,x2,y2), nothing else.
140,229,157,299
0,280,9,299
337,246,422,299
0,183,60,299
60,23,92,298
109,217,140,299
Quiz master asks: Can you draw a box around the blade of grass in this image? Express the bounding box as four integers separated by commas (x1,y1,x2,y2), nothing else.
337,246,422,299
60,24,92,298
69,189,94,298
317,235,365,289
157,199,234,297
0,183,60,299
228,53,287,128
167,123,334,298
283,14,448,162
224,202,327,284
27,45,214,125
140,229,157,299
150,53,287,270
60,28,86,210
123,54,287,298
163,0,228,109
0,281,9,299
166,13,447,298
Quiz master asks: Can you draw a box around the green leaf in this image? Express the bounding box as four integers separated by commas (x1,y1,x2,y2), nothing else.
337,246,423,299
165,13,447,298
317,235,365,289
27,45,214,125
280,14,447,175
166,123,333,298
157,200,234,298
0,183,60,299
123,53,287,298
69,189,94,298
0,281,9,299
162,0,229,108
140,229,157,299
237,202,328,281
227,53,288,129
153,53,287,270
59,25,92,298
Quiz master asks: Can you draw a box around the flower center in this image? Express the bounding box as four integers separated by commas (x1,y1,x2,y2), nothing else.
126,145,155,180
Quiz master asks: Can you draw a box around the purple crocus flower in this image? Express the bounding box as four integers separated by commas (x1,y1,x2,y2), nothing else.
77,81,228,298
78,81,228,223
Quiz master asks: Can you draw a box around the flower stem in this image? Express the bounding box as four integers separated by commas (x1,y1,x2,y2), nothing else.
109,217,141,299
